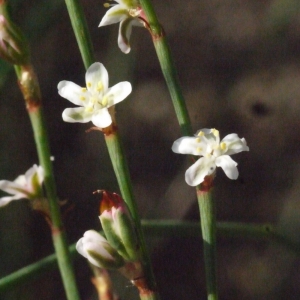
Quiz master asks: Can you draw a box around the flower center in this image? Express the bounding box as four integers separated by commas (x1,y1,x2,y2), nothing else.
81,80,113,113
128,7,141,17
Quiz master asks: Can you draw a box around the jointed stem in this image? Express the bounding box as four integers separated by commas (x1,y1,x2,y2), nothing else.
137,1,218,299
105,130,159,298
63,0,159,297
13,64,80,300
197,188,218,300
139,0,192,136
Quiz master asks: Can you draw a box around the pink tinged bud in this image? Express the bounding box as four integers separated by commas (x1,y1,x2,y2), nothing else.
99,190,126,214
0,14,29,65
76,230,125,269
100,205,139,261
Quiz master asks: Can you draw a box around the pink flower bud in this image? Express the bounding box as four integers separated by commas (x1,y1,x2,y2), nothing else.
0,4,29,65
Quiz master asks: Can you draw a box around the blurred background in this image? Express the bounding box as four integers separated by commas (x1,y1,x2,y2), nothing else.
1,0,300,299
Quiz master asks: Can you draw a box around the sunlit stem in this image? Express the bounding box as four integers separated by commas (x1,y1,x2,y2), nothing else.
197,183,218,300
14,64,80,300
104,127,160,299
62,0,159,297
139,0,192,136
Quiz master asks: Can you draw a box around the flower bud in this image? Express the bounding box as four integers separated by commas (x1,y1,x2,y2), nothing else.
76,230,125,269
98,191,140,261
0,4,29,65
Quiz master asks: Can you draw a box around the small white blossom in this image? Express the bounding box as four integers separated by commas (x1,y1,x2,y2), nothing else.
99,0,143,54
76,230,124,269
172,128,249,186
0,164,44,207
58,62,132,128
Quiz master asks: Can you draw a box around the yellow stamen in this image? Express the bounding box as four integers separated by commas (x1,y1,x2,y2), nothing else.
80,96,86,101
81,88,87,92
85,106,93,113
196,137,201,143
97,81,103,92
129,8,141,17
220,142,226,150
197,131,204,137
102,96,108,107
196,147,202,153
212,128,219,136
87,82,92,88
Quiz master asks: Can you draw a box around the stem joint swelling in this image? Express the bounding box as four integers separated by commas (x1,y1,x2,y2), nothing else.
141,17,165,41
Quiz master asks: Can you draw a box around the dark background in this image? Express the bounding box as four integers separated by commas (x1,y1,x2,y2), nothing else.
1,0,300,299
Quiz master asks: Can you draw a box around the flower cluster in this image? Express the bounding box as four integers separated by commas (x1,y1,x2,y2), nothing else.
0,164,44,207
172,128,249,186
99,0,144,53
77,191,141,277
58,62,132,129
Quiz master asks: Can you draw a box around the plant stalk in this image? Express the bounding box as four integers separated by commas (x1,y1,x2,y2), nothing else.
197,187,218,300
64,0,94,69
62,0,159,297
139,0,192,136
14,64,80,300
105,130,159,299
1,220,300,293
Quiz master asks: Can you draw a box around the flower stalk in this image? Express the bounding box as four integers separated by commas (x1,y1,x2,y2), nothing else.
1,220,300,294
104,130,159,299
90,267,118,300
62,0,159,298
13,66,80,300
197,183,218,300
21,87,80,300
138,0,192,136
64,0,94,69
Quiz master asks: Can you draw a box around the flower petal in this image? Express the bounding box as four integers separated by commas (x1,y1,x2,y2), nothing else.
222,134,249,155
76,238,87,259
24,165,44,187
99,5,128,27
172,137,204,155
0,179,28,196
0,195,24,207
57,81,85,106
83,230,108,244
85,62,109,93
76,230,124,269
62,107,93,123
185,157,216,186
215,155,239,179
105,81,132,107
118,18,135,53
91,108,112,128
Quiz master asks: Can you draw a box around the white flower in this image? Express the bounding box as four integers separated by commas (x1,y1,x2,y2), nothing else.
0,164,44,207
172,128,249,186
76,230,124,269
58,62,132,128
99,0,143,54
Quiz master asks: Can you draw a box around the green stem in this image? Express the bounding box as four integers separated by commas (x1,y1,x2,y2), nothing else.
28,108,80,300
139,0,192,136
62,0,159,296
64,0,94,68
197,189,218,300
0,244,77,294
13,63,79,300
1,221,300,293
105,131,159,298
